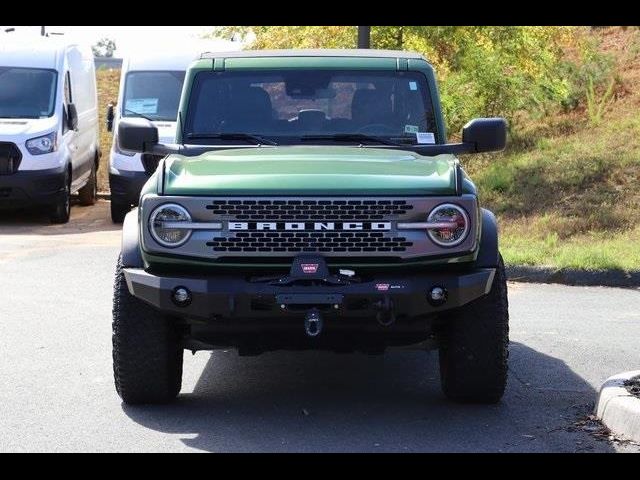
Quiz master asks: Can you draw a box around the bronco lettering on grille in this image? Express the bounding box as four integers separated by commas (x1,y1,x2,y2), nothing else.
228,222,392,231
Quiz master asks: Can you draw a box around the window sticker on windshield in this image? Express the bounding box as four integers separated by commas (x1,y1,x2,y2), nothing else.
125,98,158,115
416,132,436,144
404,124,419,134
409,81,418,91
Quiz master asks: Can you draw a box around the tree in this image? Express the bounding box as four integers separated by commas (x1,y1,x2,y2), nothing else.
92,38,117,58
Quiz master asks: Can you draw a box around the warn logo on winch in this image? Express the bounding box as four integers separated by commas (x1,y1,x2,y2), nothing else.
228,222,391,232
228,222,392,231
301,264,319,274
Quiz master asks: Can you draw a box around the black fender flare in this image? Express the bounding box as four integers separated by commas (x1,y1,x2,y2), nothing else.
121,208,144,268
475,208,500,268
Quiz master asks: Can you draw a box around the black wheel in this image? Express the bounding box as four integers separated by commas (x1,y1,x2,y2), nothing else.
112,254,183,404
110,199,129,224
50,169,71,224
438,255,509,404
78,162,98,206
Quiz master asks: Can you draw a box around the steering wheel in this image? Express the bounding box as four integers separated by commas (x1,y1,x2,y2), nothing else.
357,124,397,135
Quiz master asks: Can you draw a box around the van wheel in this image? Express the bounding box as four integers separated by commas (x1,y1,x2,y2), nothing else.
78,163,98,206
110,200,129,223
50,170,71,224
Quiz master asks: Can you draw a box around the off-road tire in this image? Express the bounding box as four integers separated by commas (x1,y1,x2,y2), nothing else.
110,200,129,224
49,170,70,224
438,255,509,404
112,254,183,404
78,162,97,206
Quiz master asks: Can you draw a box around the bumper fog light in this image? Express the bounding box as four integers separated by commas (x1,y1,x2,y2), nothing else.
172,286,192,307
428,286,447,306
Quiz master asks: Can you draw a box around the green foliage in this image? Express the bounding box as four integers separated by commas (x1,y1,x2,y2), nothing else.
92,38,117,58
214,26,357,49
585,76,616,125
557,32,616,112
501,224,640,271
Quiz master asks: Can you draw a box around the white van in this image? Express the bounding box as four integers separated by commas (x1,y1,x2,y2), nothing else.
107,40,238,223
0,38,100,223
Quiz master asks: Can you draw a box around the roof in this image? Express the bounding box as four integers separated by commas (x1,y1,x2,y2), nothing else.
124,39,240,71
0,38,87,69
200,49,426,61
125,50,203,72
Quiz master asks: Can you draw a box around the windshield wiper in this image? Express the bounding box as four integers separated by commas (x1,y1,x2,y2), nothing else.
186,133,278,146
300,133,399,146
124,109,154,121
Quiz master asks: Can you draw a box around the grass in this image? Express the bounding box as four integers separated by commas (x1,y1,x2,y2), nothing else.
96,67,120,192
501,221,640,271
462,28,640,272
464,105,640,271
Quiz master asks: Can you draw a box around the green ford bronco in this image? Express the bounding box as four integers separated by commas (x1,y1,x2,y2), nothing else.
113,49,509,405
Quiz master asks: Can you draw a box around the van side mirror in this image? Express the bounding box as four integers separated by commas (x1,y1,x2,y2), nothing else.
118,117,158,153
67,103,79,131
106,103,115,132
462,118,507,153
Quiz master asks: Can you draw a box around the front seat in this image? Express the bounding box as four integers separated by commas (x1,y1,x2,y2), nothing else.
222,86,273,132
351,89,392,128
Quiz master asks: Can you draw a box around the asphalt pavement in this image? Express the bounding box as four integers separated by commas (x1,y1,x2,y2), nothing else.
1,201,639,452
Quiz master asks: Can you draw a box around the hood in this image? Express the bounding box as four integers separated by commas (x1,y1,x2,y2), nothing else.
0,117,59,144
162,146,458,196
153,121,177,144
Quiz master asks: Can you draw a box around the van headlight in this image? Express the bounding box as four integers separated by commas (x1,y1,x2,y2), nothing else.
426,204,469,247
149,204,192,247
26,132,57,155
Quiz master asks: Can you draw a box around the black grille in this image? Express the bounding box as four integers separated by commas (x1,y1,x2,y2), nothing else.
206,231,413,253
205,199,413,221
0,143,22,175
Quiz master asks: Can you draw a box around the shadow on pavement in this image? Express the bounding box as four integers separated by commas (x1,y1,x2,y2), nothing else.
122,341,615,452
0,199,120,236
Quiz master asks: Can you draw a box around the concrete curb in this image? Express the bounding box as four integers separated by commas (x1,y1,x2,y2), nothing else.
596,370,640,443
506,265,640,288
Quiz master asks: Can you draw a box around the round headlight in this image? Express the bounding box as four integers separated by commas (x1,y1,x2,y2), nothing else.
426,204,469,247
149,204,192,247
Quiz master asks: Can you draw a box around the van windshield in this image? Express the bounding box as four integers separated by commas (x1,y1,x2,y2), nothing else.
185,69,438,145
122,70,186,122
0,67,57,119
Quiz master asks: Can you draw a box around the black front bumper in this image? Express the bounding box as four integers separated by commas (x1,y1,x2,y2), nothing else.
109,170,149,207
0,167,66,209
124,267,495,322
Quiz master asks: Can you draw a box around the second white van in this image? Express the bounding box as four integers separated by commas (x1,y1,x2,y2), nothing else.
108,51,192,222
107,40,239,223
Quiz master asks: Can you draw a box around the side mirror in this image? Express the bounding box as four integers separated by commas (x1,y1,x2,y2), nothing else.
67,103,79,131
462,118,507,153
106,103,115,132
118,117,158,153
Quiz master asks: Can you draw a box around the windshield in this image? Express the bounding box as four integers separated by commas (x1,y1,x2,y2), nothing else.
0,67,57,119
185,69,437,145
122,70,186,122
